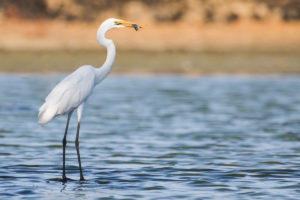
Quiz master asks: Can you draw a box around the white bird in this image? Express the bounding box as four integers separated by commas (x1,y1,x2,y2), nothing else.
38,18,143,182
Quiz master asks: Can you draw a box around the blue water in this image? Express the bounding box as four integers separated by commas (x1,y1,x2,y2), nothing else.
0,75,300,199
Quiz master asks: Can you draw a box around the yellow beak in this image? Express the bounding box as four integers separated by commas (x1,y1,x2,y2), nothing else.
116,20,143,31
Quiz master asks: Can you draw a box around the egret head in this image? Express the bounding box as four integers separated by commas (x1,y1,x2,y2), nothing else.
97,18,143,46
101,18,143,31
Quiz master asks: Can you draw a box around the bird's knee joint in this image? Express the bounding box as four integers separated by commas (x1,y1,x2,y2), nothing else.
62,138,67,146
75,140,79,147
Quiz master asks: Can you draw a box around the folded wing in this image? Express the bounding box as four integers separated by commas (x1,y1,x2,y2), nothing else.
38,65,96,125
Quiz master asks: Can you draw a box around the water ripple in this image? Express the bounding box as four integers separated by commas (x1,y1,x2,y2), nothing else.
0,75,300,199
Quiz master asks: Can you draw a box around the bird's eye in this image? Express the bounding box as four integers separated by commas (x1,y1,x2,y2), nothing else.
114,21,122,25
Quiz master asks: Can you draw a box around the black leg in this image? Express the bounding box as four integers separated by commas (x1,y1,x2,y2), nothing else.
75,122,85,181
62,112,72,182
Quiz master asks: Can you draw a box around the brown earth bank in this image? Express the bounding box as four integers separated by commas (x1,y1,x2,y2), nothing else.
1,19,300,52
0,0,300,51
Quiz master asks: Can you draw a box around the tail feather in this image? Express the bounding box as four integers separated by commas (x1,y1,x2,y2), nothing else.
38,103,57,125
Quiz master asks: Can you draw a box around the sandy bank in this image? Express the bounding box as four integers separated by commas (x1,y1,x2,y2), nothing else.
1,19,300,52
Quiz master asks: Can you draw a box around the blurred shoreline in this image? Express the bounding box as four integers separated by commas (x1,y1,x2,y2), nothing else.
1,0,300,74
1,19,300,52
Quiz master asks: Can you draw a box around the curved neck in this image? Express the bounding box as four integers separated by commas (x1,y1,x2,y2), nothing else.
95,26,116,84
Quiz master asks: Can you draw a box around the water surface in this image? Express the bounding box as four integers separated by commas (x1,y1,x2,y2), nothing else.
0,75,300,199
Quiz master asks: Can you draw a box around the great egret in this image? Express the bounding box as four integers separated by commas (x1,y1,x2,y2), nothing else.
38,18,143,182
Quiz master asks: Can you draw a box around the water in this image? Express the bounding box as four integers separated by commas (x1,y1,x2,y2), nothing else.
0,74,300,199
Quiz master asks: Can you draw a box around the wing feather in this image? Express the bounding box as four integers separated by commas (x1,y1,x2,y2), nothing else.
38,65,96,125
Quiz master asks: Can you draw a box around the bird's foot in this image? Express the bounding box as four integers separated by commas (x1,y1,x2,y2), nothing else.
80,176,85,181
62,175,68,183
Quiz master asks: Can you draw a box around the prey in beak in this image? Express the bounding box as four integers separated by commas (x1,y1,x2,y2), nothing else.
132,24,142,31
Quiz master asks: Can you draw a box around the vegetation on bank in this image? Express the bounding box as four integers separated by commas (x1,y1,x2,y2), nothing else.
0,0,299,23
0,50,299,74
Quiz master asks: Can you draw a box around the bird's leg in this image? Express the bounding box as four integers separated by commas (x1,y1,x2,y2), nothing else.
62,111,72,182
75,104,85,181
75,121,84,181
